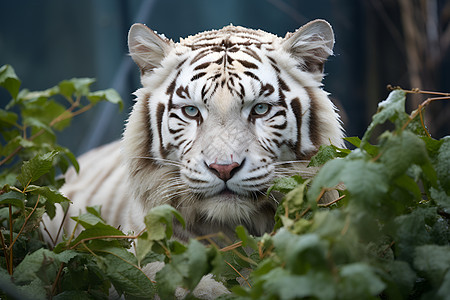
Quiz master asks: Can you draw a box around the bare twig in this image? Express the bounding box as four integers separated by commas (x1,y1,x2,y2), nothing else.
8,205,13,274
318,195,346,207
225,260,252,288
9,195,40,250
0,230,10,274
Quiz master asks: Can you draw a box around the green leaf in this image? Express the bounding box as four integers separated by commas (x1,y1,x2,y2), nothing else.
430,188,450,213
13,248,59,284
435,137,450,191
96,247,155,298
58,78,95,98
22,98,70,132
16,279,48,300
26,185,69,219
0,64,21,99
0,109,18,127
362,90,406,147
308,157,389,204
268,175,304,195
185,239,208,289
437,270,450,299
384,261,416,298
52,290,92,300
155,261,185,297
88,89,123,110
0,190,25,209
379,131,430,179
69,224,125,248
414,245,450,285
308,144,348,167
261,268,335,300
235,225,258,250
17,151,59,188
135,232,155,266
338,263,386,298
393,208,436,261
71,210,105,228
144,204,185,240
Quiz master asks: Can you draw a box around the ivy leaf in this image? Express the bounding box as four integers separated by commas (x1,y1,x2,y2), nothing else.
0,64,21,99
17,151,59,188
88,89,123,110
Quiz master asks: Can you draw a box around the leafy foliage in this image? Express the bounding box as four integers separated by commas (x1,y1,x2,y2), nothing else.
1,65,449,299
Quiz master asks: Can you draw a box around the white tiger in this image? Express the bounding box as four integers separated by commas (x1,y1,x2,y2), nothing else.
43,19,344,298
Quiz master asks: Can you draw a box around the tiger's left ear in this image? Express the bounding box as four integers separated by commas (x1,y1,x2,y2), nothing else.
128,23,173,74
282,19,334,74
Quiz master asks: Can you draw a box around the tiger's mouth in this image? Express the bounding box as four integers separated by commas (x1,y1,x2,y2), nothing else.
219,187,237,196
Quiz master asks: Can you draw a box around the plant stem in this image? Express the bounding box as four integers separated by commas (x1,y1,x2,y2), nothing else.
51,262,65,296
0,231,10,274
8,204,13,274
225,260,252,288
0,102,93,167
9,195,40,250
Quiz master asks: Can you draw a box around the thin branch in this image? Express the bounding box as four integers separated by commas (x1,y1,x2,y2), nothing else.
54,206,71,247
0,101,93,167
401,96,450,131
318,195,346,207
9,195,40,249
8,205,13,274
51,262,65,296
69,234,139,250
225,260,252,288
219,241,243,253
0,230,10,274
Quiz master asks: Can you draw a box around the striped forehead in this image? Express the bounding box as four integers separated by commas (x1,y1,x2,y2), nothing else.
172,41,278,106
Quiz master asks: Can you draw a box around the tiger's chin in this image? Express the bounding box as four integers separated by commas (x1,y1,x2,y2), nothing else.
187,187,277,238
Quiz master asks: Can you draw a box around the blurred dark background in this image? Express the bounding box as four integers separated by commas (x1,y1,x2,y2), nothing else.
1,0,449,156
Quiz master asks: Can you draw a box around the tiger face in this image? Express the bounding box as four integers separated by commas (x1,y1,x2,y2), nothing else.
124,21,344,238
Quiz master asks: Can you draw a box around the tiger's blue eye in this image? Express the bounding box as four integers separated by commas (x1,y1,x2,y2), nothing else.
182,106,200,118
252,103,270,116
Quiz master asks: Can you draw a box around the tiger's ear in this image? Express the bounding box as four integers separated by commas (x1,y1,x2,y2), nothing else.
282,19,334,74
128,23,172,74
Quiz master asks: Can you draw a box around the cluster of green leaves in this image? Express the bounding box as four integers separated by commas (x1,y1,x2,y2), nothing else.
1,63,449,299
225,89,449,299
0,65,123,298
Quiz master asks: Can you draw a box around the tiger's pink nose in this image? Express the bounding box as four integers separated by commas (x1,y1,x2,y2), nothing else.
208,162,241,182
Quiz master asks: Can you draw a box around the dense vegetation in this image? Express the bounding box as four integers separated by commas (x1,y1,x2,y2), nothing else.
0,64,449,299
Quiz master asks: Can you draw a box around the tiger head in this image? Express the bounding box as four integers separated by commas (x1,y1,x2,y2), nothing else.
124,20,344,240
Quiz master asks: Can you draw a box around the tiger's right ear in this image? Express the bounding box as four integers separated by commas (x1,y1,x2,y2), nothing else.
128,23,172,74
